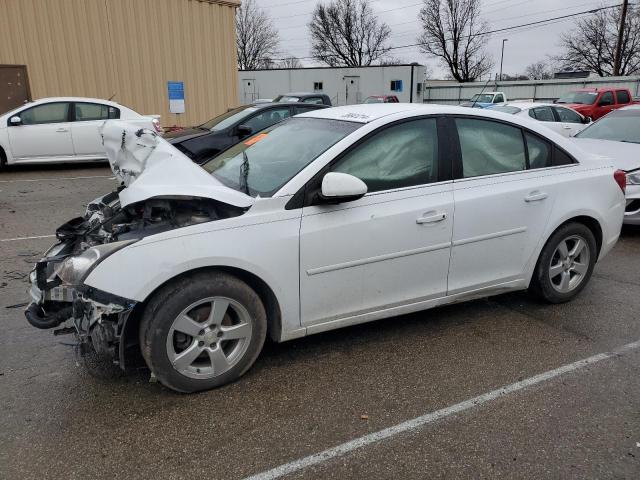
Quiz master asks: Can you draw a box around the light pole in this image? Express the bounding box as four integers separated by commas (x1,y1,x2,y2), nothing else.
499,38,508,81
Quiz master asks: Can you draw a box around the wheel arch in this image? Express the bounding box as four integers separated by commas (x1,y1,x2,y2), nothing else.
119,265,283,370
549,215,603,258
527,213,603,289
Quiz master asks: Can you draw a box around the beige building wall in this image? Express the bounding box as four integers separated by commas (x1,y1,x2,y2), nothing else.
0,0,240,126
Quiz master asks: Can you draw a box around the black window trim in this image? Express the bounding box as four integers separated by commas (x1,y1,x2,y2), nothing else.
10,101,72,126
285,114,452,210
443,113,578,181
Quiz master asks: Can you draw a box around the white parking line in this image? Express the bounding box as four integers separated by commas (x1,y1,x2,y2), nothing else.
244,340,640,480
0,234,56,242
0,175,114,184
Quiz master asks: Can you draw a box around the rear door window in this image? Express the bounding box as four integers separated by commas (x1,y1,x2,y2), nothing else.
616,90,630,104
455,118,526,177
74,102,119,121
530,106,555,122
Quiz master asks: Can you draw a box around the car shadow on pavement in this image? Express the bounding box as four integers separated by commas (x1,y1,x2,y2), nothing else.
0,161,108,173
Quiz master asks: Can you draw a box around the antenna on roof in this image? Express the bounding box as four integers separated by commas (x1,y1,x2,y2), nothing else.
108,93,116,101
471,77,493,109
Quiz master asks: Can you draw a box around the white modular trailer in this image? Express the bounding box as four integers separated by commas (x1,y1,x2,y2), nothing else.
423,76,640,105
238,64,427,105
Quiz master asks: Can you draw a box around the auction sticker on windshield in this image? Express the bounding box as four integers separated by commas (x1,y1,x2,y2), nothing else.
244,133,268,146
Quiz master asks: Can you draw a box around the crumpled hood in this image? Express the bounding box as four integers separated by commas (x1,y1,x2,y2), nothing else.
571,138,640,172
101,121,254,209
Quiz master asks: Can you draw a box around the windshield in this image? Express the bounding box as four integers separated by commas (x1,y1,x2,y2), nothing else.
575,110,640,143
273,95,300,103
556,91,597,105
488,105,522,114
470,94,494,103
201,117,361,197
364,97,383,103
200,106,258,131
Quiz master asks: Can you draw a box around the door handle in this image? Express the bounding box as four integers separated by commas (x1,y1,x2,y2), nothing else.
525,191,548,202
562,125,572,129
416,212,447,224
56,127,69,132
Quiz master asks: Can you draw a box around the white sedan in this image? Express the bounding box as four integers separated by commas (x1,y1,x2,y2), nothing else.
488,102,591,137
571,105,640,225
26,104,625,392
0,97,161,168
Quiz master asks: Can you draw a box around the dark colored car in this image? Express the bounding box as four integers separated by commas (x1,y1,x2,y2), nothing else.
272,92,332,106
363,95,399,103
164,102,327,163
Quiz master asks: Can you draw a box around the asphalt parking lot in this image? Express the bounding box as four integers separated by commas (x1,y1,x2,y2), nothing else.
1,164,639,480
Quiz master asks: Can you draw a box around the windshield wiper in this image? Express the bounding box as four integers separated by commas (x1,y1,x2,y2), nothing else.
239,150,251,195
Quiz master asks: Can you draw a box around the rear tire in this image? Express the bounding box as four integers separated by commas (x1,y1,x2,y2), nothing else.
0,147,7,171
139,271,267,393
529,222,597,303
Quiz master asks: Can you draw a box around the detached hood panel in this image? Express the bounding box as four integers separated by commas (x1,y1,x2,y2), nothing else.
571,138,640,172
101,121,254,209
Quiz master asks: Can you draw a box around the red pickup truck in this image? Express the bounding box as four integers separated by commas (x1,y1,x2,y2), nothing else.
555,87,638,120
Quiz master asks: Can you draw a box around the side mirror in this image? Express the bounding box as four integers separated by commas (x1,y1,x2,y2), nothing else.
319,172,367,203
9,116,21,126
584,116,592,124
236,124,252,137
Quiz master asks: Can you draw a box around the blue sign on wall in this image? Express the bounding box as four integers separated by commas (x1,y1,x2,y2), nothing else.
167,81,185,113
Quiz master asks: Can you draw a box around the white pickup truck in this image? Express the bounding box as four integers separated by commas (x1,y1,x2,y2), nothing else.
0,97,162,168
460,91,507,108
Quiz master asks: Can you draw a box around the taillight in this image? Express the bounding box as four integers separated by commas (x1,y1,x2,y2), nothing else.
614,169,626,194
152,118,163,134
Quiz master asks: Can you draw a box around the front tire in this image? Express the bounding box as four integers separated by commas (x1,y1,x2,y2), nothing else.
139,272,267,393
529,222,597,303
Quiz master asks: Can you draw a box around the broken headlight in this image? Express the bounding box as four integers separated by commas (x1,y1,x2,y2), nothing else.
55,240,137,286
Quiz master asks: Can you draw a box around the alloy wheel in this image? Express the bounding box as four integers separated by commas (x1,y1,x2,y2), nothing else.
548,235,591,294
166,297,253,379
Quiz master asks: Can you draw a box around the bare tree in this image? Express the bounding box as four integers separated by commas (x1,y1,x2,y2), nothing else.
417,0,493,82
524,61,553,80
279,56,303,68
555,4,640,76
236,0,280,70
309,0,391,67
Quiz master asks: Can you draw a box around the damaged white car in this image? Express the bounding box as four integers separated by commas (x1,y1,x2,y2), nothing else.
26,105,626,392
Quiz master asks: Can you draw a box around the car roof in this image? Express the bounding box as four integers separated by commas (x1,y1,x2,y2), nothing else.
494,101,559,110
249,101,326,109
281,92,324,97
297,103,535,124
28,96,124,107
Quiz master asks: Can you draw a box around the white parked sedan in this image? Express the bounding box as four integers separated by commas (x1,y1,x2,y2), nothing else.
571,105,640,225
488,102,591,137
26,104,625,392
0,97,161,168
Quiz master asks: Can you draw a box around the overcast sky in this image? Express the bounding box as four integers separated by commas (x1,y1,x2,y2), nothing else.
256,0,618,78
